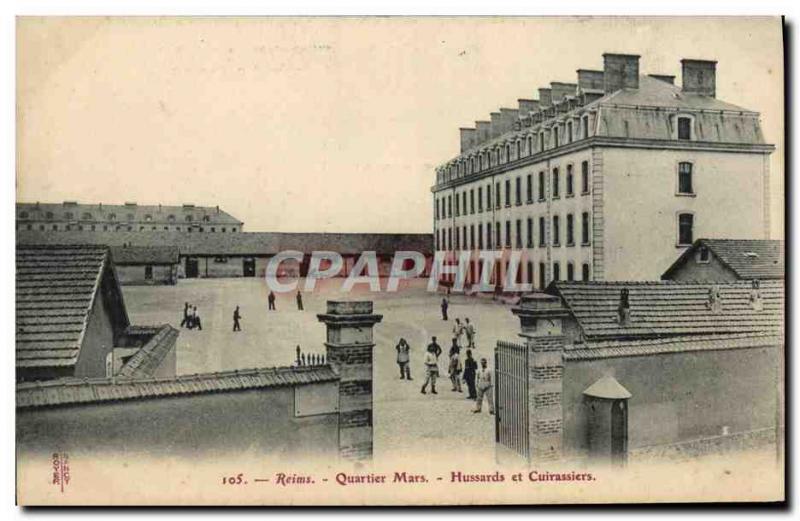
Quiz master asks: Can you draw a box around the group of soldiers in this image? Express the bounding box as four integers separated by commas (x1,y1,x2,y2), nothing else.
179,302,203,330
395,312,494,415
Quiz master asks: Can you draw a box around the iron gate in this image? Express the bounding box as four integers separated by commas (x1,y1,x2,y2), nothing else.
495,340,530,460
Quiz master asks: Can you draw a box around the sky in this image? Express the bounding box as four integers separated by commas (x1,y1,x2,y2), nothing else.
16,17,784,236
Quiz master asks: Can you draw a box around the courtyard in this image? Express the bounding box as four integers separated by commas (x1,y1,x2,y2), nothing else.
122,277,521,464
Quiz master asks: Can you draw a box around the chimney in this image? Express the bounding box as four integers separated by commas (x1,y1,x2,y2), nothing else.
648,74,675,85
550,82,578,103
577,69,605,92
459,128,476,153
603,53,640,93
538,88,552,108
617,288,631,325
216,205,220,214
518,99,540,115
476,120,491,144
681,59,716,97
499,108,519,132
490,112,503,138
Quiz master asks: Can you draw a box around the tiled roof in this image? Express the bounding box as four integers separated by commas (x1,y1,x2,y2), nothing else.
663,239,784,280
17,230,433,256
16,202,243,226
16,365,338,409
564,332,783,361
16,245,126,368
550,280,784,340
117,325,179,378
110,245,180,265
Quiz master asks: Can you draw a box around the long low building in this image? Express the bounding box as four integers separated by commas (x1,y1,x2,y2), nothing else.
17,230,434,279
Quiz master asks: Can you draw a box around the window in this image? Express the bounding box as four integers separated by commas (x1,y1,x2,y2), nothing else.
553,127,559,148
435,199,439,220
447,228,452,250
582,263,591,281
505,220,511,248
448,195,452,217
52,224,58,231
462,226,467,250
515,177,521,205
538,217,546,247
539,262,546,289
80,212,92,221
486,223,492,250
677,117,692,140
526,174,533,202
495,182,501,209
567,263,575,281
552,168,560,199
697,246,711,263
185,215,193,222
108,213,116,221
582,115,589,139
167,214,175,222
478,187,483,212
552,216,561,246
516,140,521,159
19,211,28,219
462,192,467,215
145,214,153,222
470,189,475,214
566,214,575,245
526,217,533,248
539,132,544,151
145,266,153,280
455,226,460,249
678,213,694,245
527,136,533,155
455,194,460,216
538,172,546,201
505,179,511,207
495,222,501,249
527,262,534,285
678,162,694,194
553,262,561,281
478,224,484,249
470,225,475,249
486,184,492,210
581,161,590,194
65,212,74,220
46,211,54,220
567,121,573,144
566,164,574,196
127,213,135,222
505,144,511,163
515,219,522,248
582,212,590,245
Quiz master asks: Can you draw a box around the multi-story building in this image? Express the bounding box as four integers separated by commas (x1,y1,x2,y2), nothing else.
15,201,244,233
431,53,775,287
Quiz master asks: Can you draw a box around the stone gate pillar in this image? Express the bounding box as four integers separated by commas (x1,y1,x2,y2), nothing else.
317,301,383,461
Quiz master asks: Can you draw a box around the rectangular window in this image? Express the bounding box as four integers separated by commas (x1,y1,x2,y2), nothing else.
539,132,544,151
582,212,590,245
462,192,467,215
526,217,533,248
435,230,440,251
552,215,561,246
581,161,590,194
526,174,533,202
552,168,560,199
515,177,522,205
495,222,502,249
553,127,559,148
486,184,492,209
553,262,561,281
435,199,439,220
486,223,492,250
496,182,501,209
678,213,694,245
505,179,511,207
538,172,545,201
455,194,460,216
470,189,475,214
567,121,573,143
566,214,574,245
505,220,511,247
566,164,574,196
455,227,460,249
478,187,483,212
678,117,692,140
539,262,546,289
448,195,452,217
469,225,474,249
582,115,589,139
678,162,694,194
515,219,522,248
539,217,546,247
478,224,484,249
448,228,452,250
582,263,590,281
567,263,574,281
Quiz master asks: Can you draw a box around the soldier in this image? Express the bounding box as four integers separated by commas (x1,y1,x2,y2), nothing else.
463,349,478,399
420,344,439,395
395,338,411,380
441,297,449,321
180,302,190,328
296,290,304,311
465,318,476,349
473,358,494,414
428,336,442,359
448,340,462,392
192,306,203,331
268,291,276,311
233,306,242,332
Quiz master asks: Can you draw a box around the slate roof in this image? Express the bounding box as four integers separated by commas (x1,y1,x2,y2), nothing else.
662,239,784,281
110,245,180,265
16,202,243,226
16,245,128,369
17,230,433,256
16,365,338,409
564,332,784,361
549,280,784,340
117,325,179,378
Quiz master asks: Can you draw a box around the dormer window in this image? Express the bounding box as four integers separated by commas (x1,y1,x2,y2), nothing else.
697,246,710,263
674,114,695,141
582,115,590,139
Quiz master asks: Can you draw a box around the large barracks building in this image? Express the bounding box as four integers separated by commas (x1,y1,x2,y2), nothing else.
431,53,775,286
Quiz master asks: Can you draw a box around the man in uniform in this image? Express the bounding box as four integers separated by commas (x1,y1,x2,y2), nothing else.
233,306,242,332
473,358,494,414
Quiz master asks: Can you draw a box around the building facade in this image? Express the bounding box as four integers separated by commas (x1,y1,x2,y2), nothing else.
431,53,774,287
16,201,243,234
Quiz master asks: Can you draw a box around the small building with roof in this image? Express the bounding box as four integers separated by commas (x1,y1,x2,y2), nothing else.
496,280,783,465
110,245,180,285
15,244,178,382
661,238,784,282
